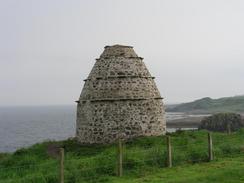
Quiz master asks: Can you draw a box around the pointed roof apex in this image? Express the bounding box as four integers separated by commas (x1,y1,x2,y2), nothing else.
101,44,137,58
104,44,133,49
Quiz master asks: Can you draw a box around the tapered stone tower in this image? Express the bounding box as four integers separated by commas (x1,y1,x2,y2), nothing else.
76,45,166,144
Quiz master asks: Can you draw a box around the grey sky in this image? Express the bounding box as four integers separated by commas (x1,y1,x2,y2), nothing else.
0,0,244,106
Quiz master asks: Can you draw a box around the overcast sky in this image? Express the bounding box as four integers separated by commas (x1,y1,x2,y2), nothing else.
0,0,244,106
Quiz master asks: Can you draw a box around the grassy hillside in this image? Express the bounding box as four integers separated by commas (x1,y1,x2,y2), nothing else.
166,95,244,114
115,156,244,183
0,129,244,183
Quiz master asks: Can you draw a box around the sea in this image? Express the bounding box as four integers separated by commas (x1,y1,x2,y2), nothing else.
0,105,193,152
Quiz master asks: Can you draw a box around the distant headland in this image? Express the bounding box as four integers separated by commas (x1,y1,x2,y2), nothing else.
166,95,244,114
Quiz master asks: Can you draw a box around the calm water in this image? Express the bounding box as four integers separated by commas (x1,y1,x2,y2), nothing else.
0,106,193,152
0,106,76,152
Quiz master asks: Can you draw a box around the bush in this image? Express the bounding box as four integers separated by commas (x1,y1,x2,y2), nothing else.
199,113,244,132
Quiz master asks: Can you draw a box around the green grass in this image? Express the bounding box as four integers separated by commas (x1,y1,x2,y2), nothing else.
113,156,244,183
0,129,244,183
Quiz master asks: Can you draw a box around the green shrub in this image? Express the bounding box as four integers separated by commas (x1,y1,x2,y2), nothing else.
199,113,243,132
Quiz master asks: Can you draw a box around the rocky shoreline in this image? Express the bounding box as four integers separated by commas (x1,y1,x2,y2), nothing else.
166,113,244,128
167,116,203,128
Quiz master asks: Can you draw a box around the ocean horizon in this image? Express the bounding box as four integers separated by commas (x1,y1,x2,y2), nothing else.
0,105,189,152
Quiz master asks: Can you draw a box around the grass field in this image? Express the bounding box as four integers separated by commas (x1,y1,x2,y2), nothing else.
113,156,244,183
0,129,243,183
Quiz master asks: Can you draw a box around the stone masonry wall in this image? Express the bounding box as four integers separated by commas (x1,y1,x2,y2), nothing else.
76,45,166,144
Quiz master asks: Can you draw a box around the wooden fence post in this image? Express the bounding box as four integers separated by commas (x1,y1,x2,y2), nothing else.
208,132,213,161
166,136,172,168
117,138,123,177
60,148,64,183
227,123,231,135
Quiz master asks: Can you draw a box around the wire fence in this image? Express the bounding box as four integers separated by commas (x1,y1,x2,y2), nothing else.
0,132,243,183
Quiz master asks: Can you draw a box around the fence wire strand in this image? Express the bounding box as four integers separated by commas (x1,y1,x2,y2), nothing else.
0,134,243,182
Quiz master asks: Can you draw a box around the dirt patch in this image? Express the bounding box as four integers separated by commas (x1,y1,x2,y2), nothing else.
46,144,61,158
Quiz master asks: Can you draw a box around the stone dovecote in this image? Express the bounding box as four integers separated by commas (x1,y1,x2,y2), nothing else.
76,45,166,144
